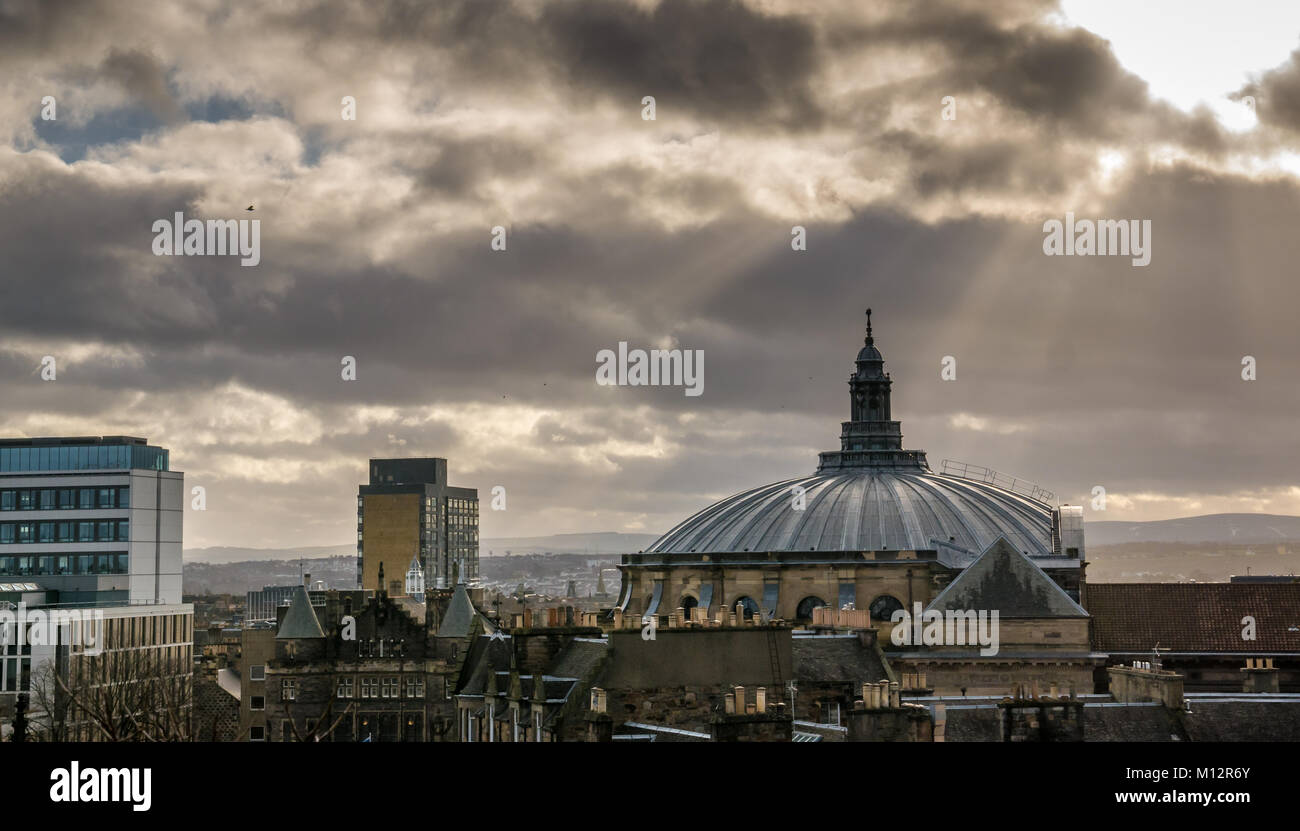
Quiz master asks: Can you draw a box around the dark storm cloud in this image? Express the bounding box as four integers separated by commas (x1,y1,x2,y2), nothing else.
538,0,822,128
1236,47,1300,138
271,0,823,129
831,8,1146,134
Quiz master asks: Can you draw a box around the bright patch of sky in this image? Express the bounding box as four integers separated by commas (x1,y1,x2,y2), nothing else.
1059,1,1300,173
1060,1,1298,126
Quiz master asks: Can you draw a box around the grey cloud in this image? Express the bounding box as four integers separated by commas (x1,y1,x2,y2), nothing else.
99,48,184,123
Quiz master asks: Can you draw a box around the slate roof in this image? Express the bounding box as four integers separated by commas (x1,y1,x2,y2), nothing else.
276,584,325,639
792,635,889,684
458,635,515,696
549,638,607,680
1087,583,1300,653
942,707,1001,741
436,583,478,638
942,699,1300,742
1183,700,1300,741
927,537,1088,618
1081,704,1179,741
465,672,579,704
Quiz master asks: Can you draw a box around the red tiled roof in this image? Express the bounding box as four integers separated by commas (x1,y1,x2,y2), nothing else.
1086,583,1300,653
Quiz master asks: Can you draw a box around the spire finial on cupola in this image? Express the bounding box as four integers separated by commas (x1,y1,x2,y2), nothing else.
865,307,873,344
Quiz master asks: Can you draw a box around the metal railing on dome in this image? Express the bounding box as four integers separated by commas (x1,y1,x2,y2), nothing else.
938,460,1055,505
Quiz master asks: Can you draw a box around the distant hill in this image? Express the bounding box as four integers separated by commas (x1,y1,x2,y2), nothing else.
1085,541,1300,583
1085,514,1300,546
183,532,660,564
479,532,661,555
183,544,355,564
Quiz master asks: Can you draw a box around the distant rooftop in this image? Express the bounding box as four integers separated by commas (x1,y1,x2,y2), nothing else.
1088,583,1300,653
0,436,168,472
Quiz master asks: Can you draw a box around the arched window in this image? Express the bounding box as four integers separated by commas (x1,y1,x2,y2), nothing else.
795,595,827,620
732,596,759,620
868,594,904,622
680,595,698,614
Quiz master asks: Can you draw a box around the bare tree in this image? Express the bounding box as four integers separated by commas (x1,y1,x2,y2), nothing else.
53,646,192,741
281,688,355,742
25,661,71,742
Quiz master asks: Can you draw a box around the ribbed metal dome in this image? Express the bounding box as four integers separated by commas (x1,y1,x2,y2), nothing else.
646,311,1056,560
646,472,1053,557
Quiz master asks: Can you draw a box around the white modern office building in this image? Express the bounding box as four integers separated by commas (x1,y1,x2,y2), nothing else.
0,436,184,605
0,436,192,738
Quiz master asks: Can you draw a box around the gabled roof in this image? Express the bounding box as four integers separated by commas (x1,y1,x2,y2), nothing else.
1087,583,1300,653
276,585,325,639
459,634,515,695
549,638,607,680
927,537,1088,618
436,582,478,637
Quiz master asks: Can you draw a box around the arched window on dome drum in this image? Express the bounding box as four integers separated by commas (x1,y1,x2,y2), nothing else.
868,594,904,622
795,595,826,620
732,596,759,620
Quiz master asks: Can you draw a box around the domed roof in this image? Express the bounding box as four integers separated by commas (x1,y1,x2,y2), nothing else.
646,309,1058,560
647,471,1053,557
856,342,883,362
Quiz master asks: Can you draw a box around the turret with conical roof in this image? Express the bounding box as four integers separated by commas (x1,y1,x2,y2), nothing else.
436,582,473,637
817,308,929,473
277,584,325,640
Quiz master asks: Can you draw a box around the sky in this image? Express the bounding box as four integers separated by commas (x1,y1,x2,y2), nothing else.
4,0,1300,549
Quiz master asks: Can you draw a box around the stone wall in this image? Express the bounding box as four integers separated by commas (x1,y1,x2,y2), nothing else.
621,560,939,624
897,656,1095,698
1108,665,1184,709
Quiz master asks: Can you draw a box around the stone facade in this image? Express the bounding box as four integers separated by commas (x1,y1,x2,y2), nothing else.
262,587,475,742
